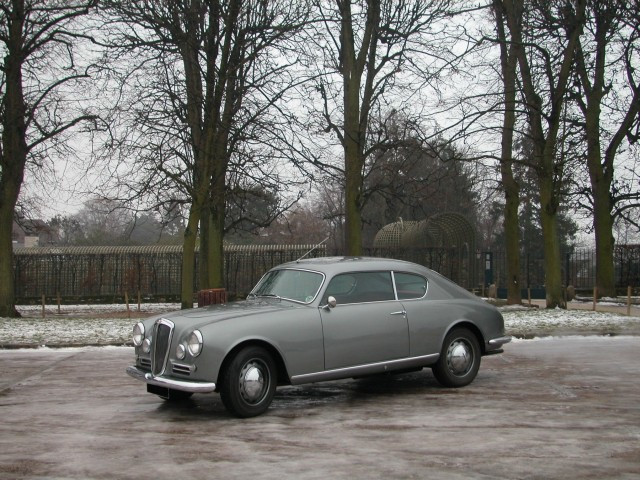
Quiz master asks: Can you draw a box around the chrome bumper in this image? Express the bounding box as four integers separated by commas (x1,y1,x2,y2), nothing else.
488,335,512,347
126,365,217,393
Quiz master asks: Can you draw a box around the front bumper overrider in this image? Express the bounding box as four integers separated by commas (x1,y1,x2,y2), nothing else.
126,366,217,393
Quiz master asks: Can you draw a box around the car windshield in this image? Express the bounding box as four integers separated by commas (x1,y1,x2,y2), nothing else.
250,268,324,304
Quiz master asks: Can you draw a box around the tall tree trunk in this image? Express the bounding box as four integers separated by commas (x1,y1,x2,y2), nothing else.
502,168,521,304
199,198,224,290
338,0,379,257
538,169,566,308
502,0,586,308
180,210,200,310
209,199,225,288
591,185,616,297
344,146,364,255
0,4,27,318
199,203,211,289
494,0,521,304
585,98,616,297
207,167,226,288
342,47,364,256
574,11,627,299
0,199,20,318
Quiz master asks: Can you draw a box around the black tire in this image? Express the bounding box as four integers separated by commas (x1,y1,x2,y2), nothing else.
432,328,481,388
219,346,277,418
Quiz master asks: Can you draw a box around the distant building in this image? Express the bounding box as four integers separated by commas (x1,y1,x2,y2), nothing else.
12,219,57,248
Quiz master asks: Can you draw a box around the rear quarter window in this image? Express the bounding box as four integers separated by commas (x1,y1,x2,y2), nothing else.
393,272,428,300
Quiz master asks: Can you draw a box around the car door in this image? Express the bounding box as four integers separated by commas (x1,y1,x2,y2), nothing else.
393,271,440,356
319,271,409,370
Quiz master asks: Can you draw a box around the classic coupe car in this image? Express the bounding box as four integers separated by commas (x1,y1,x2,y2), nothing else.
126,257,510,417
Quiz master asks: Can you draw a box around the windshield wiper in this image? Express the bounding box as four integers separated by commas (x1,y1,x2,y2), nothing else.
256,293,282,300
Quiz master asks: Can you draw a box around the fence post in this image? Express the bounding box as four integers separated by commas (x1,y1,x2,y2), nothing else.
125,291,131,319
628,286,632,317
593,287,597,311
41,294,46,318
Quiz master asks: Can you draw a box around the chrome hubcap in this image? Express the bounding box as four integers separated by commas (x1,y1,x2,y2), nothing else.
447,340,473,376
239,359,269,405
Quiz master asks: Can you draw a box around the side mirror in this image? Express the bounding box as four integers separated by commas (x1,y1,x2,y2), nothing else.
322,296,337,310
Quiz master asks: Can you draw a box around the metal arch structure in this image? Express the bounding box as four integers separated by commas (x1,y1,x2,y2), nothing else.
372,219,420,248
373,213,476,288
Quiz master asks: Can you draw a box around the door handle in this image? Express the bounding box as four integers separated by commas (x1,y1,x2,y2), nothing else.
390,310,406,317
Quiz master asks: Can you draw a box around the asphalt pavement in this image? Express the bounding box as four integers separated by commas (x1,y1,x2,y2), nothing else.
0,338,639,479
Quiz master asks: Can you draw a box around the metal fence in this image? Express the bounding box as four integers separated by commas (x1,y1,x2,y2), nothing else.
12,243,640,303
483,245,640,294
13,245,326,303
566,245,640,290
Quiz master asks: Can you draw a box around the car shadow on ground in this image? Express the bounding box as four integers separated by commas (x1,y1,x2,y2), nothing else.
152,369,457,419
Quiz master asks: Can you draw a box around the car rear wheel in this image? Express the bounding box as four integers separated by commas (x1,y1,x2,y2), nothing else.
220,346,277,418
432,328,480,388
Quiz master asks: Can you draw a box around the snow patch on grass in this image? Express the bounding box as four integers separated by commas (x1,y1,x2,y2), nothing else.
1,303,639,347
502,307,640,337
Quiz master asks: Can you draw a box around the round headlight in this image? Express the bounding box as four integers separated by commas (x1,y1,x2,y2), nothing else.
187,330,203,357
142,337,152,354
132,322,145,347
176,343,186,360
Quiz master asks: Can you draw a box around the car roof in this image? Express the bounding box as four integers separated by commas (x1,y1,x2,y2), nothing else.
276,256,429,276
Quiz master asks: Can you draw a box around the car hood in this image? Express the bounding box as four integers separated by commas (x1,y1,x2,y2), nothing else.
153,299,304,330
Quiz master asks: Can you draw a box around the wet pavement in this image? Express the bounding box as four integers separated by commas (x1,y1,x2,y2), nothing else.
0,338,639,479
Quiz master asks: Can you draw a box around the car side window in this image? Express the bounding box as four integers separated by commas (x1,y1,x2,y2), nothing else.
393,272,428,300
325,271,395,304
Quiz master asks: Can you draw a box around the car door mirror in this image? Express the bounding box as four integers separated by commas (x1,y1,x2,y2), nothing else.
323,296,337,309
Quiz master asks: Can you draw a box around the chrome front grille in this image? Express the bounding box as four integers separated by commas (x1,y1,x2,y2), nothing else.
152,318,174,376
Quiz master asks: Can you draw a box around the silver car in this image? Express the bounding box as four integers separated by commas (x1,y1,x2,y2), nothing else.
126,257,510,417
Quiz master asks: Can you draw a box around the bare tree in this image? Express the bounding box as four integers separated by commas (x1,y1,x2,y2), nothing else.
100,0,309,308
491,0,522,304
0,0,97,317
501,0,587,308
571,0,640,297
305,0,454,255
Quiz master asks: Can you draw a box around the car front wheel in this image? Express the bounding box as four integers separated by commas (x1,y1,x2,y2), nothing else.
432,328,481,388
219,346,277,418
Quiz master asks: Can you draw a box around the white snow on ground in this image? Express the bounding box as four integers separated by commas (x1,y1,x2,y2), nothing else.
0,303,182,347
0,316,136,346
502,306,640,337
0,303,639,347
14,303,188,315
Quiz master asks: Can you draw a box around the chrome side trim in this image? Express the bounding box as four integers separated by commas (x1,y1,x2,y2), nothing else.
126,366,216,393
488,336,512,347
289,353,439,385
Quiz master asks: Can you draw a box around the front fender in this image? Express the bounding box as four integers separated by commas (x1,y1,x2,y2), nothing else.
194,308,325,385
